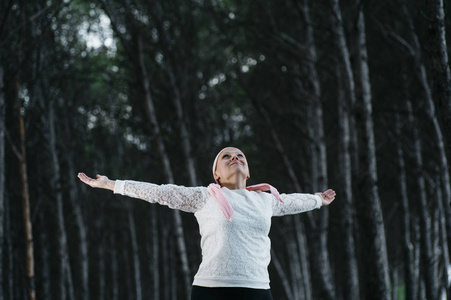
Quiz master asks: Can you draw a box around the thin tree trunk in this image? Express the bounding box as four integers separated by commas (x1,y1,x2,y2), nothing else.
407,100,438,300
427,0,451,162
336,65,360,300
0,63,4,300
123,245,133,299
435,173,450,298
48,99,75,300
163,226,170,300
413,219,421,299
329,0,359,174
293,215,312,300
297,3,335,297
271,249,294,300
4,189,13,300
150,206,160,300
38,213,51,300
166,66,198,186
137,35,192,299
395,112,416,300
14,76,36,300
400,0,451,257
287,239,300,300
98,240,105,300
352,4,391,299
111,235,119,300
170,236,178,300
127,205,142,300
63,117,89,300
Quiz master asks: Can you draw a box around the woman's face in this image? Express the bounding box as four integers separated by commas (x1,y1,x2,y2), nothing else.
214,147,250,184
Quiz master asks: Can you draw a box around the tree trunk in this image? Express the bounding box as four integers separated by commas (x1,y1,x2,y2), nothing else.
0,63,4,300
395,112,416,300
427,0,451,163
353,4,391,298
329,0,359,174
14,75,36,300
127,205,143,300
435,173,450,298
4,179,13,300
62,116,89,300
48,99,75,300
297,3,336,297
110,235,119,300
336,65,360,300
38,213,51,300
271,249,294,300
163,226,171,300
407,100,438,300
137,35,192,299
293,215,312,300
150,206,160,300
400,0,451,257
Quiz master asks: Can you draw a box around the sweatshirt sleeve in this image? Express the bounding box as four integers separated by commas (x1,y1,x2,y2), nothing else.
114,180,209,213
272,192,321,216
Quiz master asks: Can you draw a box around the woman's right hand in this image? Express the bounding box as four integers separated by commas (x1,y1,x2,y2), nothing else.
77,173,115,191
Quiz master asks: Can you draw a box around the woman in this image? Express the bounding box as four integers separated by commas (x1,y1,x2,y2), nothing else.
78,147,335,300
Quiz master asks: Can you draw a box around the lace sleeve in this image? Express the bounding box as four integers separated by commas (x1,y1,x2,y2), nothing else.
272,192,321,216
114,180,208,213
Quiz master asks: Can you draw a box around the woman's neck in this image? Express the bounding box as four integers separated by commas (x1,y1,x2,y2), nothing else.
220,175,247,190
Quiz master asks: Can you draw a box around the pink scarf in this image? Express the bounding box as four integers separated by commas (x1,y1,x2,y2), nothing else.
207,183,283,221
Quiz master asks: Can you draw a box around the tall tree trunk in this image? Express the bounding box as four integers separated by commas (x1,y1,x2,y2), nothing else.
97,239,105,300
127,205,142,300
329,0,359,174
48,99,75,300
427,0,451,259
395,112,416,300
293,216,312,300
38,213,51,300
4,175,13,300
0,63,4,300
110,234,119,300
164,62,198,186
353,4,391,298
137,35,192,299
297,2,335,298
427,0,451,162
336,65,360,300
435,173,450,298
400,0,451,255
150,206,160,300
63,117,89,300
163,226,171,300
407,101,438,300
271,249,294,300
14,75,36,300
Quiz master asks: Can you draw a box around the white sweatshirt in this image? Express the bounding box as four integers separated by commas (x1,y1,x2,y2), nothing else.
114,180,322,289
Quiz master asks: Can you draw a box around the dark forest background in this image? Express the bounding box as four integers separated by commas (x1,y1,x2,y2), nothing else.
1,0,451,299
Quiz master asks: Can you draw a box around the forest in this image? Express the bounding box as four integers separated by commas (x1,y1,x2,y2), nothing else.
1,0,451,299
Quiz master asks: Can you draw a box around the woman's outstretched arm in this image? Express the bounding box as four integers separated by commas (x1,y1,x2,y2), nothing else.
77,172,208,213
78,172,116,191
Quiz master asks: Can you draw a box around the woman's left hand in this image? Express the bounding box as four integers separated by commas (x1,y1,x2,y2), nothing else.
316,189,336,206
